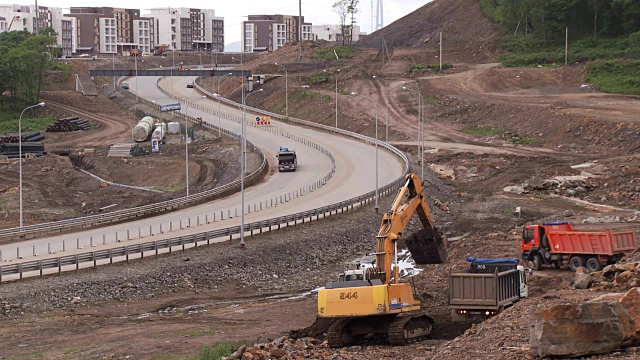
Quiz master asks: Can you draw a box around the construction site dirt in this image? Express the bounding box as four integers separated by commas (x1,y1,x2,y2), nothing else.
1,0,640,359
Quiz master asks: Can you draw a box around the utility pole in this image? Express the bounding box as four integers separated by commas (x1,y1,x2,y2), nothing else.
299,0,303,61
34,0,39,35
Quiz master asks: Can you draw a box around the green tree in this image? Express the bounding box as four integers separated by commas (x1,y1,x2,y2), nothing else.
333,0,349,46
0,28,58,108
347,0,360,44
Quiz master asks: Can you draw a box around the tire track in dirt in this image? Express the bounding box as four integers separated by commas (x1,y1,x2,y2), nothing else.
45,101,132,148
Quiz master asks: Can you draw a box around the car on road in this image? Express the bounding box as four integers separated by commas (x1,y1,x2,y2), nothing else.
121,82,130,89
186,82,194,88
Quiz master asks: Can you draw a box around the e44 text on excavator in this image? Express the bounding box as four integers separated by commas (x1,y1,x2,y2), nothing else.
317,173,448,347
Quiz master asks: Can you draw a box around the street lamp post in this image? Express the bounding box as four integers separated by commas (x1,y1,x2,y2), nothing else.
350,92,379,213
19,102,45,227
323,69,340,128
402,85,424,180
275,63,288,118
134,51,138,103
372,75,390,143
215,72,233,138
182,95,206,197
240,88,264,247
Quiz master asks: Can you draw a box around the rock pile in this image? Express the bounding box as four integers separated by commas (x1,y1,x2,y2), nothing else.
222,337,329,360
591,261,640,291
525,177,595,197
1,300,25,316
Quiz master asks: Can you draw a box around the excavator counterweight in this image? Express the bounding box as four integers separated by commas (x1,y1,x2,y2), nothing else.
315,173,448,348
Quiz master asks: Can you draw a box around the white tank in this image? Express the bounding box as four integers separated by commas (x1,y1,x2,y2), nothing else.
167,122,180,134
152,122,167,140
132,116,156,142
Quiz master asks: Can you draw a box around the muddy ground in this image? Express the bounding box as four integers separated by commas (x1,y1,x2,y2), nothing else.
2,0,640,359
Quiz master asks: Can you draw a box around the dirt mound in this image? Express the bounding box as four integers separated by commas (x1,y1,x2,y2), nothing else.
359,0,501,63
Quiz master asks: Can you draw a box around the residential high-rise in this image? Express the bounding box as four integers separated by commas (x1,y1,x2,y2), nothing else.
148,8,224,52
242,15,312,53
67,7,155,54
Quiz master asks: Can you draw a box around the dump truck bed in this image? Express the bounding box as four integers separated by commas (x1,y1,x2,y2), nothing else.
449,269,520,309
547,228,636,255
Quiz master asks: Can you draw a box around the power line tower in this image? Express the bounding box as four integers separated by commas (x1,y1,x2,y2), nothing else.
370,0,384,32
375,0,383,31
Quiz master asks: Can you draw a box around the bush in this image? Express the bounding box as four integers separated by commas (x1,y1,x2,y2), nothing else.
312,46,354,59
586,59,640,95
408,63,453,73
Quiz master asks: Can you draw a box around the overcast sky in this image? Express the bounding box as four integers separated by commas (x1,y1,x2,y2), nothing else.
40,0,428,45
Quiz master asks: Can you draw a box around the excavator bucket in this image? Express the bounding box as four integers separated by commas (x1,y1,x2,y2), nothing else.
406,228,448,264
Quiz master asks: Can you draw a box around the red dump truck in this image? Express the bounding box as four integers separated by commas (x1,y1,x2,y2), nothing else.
521,222,636,272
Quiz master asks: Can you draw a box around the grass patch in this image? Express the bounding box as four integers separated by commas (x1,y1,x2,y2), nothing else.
189,341,247,360
408,63,453,73
424,97,438,105
152,183,186,192
586,59,640,95
304,72,330,85
0,108,55,134
509,137,537,145
461,126,504,136
312,45,355,59
290,88,331,102
499,36,640,67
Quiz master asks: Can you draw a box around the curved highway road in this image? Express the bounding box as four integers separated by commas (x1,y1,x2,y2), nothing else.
0,75,404,264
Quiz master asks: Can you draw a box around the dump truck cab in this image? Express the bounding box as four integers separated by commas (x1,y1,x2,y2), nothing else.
277,146,297,172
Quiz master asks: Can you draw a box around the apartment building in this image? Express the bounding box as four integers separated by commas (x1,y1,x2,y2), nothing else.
0,4,76,56
242,15,312,53
148,8,224,52
312,24,364,43
67,7,155,54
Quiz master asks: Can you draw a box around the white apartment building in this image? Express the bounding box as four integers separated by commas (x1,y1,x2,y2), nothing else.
133,19,151,54
312,24,364,43
0,4,76,56
98,17,117,54
147,7,224,52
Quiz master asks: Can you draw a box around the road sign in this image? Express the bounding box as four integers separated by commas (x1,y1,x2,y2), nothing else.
160,103,181,112
255,115,271,125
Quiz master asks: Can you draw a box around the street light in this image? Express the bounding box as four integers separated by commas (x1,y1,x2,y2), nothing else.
214,72,233,138
275,63,288,118
181,95,207,197
402,85,424,180
350,92,379,213
373,75,390,143
323,69,340,128
19,102,45,227
240,88,264,247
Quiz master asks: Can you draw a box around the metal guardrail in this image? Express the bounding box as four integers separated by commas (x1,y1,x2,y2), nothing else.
0,74,339,241
0,76,268,241
0,176,403,283
0,73,410,282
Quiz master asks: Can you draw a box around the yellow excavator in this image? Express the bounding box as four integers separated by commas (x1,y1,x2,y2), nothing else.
317,173,448,347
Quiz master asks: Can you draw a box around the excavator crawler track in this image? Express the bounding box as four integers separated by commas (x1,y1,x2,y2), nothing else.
388,315,434,346
326,319,349,348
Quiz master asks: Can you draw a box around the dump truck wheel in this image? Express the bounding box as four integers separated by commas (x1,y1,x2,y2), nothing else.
586,257,601,272
532,254,543,271
569,256,585,272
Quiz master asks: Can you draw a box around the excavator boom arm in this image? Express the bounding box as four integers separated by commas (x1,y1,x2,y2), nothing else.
374,173,447,284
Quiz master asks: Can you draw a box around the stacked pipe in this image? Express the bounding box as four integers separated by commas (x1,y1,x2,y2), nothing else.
0,142,46,158
46,117,91,132
0,132,45,144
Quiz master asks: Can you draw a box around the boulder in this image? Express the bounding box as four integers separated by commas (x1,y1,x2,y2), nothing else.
530,302,636,358
503,186,525,194
573,271,592,289
620,288,640,334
